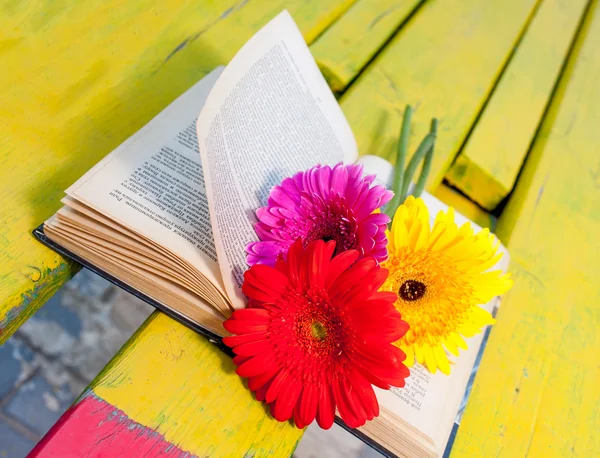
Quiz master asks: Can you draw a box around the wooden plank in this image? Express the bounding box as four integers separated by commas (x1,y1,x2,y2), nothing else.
29,313,304,457
445,0,590,210
433,184,496,231
310,0,424,92
339,0,539,191
0,0,355,344
452,1,600,455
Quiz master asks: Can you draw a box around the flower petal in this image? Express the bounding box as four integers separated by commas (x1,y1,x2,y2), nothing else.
223,319,269,335
248,365,280,392
271,378,302,422
269,186,297,208
316,384,335,429
236,352,278,378
222,331,266,348
245,264,290,297
330,163,349,195
333,378,365,428
265,369,288,404
324,250,360,289
232,339,271,357
349,369,379,420
298,383,319,427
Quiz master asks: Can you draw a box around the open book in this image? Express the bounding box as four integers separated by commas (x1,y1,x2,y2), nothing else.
36,11,508,458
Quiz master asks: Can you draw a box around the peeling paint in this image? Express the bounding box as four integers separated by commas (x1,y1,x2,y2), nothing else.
0,261,77,345
29,393,197,458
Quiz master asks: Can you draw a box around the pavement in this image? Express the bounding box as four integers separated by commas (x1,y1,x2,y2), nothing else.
0,270,153,458
0,270,381,458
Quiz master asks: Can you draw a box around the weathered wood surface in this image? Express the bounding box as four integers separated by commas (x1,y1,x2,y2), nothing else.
5,0,599,456
29,313,304,457
311,0,424,92
433,185,496,231
452,0,600,455
445,0,590,210
339,0,539,190
0,0,356,345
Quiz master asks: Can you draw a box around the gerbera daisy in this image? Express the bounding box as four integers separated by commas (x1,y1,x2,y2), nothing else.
382,196,512,375
246,163,393,267
224,239,409,429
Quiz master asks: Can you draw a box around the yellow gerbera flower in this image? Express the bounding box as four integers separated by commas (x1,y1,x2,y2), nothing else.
382,196,512,375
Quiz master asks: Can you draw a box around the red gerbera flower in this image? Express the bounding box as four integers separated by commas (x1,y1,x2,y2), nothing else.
223,239,410,429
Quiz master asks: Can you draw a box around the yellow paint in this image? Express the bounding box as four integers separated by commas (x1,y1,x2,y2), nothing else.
340,0,539,191
6,1,596,456
433,184,496,231
0,0,355,344
446,0,589,211
310,0,424,92
452,1,600,455
92,312,304,457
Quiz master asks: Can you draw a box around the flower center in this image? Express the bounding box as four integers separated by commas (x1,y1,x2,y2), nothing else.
383,247,480,347
300,196,358,256
399,280,426,301
311,321,327,340
281,287,348,363
305,219,356,256
268,287,353,385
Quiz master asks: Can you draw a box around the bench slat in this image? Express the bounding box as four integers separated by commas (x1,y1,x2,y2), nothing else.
339,0,539,191
0,0,355,344
29,313,304,457
445,0,590,210
452,1,600,454
310,0,424,92
433,185,497,231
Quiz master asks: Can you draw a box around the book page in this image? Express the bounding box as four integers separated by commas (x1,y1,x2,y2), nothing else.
375,300,497,455
66,68,228,300
197,11,359,308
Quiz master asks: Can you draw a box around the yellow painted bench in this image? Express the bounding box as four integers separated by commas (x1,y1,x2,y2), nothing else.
3,0,599,456
455,2,600,453
312,0,425,93
445,0,589,210
340,0,539,190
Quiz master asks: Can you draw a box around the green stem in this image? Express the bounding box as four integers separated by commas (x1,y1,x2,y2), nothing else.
384,105,413,218
400,131,435,200
412,118,438,198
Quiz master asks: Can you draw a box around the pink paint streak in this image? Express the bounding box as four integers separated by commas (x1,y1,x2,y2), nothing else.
28,393,195,458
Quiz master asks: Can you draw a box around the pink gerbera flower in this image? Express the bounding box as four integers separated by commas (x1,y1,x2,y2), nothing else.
246,164,393,267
